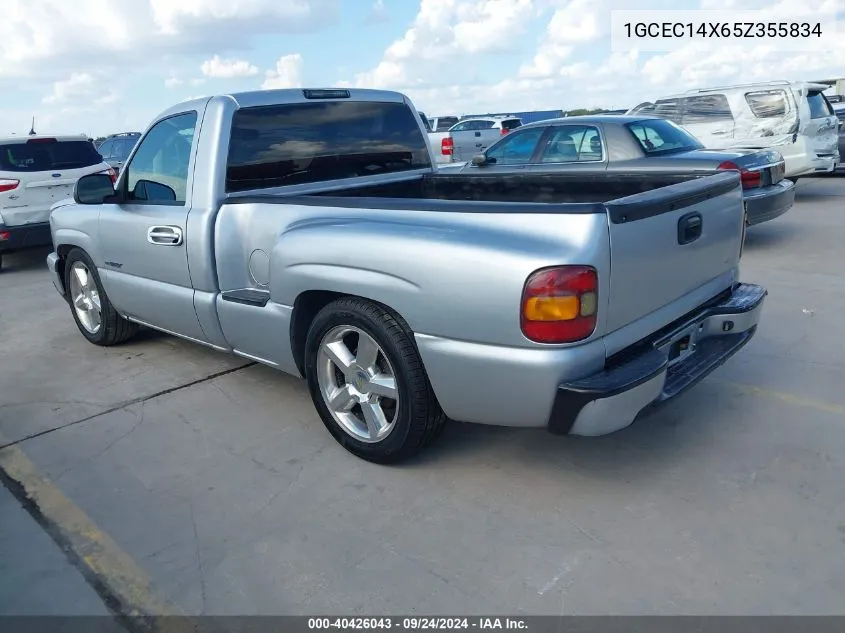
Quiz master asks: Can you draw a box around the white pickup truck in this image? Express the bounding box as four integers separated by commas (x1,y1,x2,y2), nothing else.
47,88,766,463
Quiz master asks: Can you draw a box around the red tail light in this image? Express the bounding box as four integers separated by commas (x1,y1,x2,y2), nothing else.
0,179,20,193
718,161,761,189
441,137,453,155
100,168,117,184
521,266,598,344
500,128,510,135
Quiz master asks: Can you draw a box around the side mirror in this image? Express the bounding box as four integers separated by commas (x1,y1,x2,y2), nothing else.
74,173,115,205
132,179,176,202
472,153,493,166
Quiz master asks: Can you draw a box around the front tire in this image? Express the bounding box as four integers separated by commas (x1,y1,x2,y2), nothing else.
64,248,138,346
304,297,447,464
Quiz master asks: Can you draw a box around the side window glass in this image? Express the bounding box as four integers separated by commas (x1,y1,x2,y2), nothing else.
485,127,545,165
125,112,197,205
745,90,788,118
539,126,604,162
98,140,114,161
683,94,734,124
451,122,468,132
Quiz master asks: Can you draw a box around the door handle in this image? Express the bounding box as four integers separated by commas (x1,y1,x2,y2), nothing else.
147,225,183,245
677,212,703,245
474,131,481,137
711,129,730,135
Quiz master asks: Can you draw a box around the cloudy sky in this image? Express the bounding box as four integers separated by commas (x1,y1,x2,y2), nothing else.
0,0,841,136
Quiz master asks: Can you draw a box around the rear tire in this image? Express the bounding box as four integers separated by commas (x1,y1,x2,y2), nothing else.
64,248,138,346
304,297,447,464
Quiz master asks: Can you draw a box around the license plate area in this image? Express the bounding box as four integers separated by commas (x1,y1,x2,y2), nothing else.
657,323,701,368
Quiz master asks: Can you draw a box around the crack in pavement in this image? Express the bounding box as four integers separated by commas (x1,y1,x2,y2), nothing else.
0,363,256,451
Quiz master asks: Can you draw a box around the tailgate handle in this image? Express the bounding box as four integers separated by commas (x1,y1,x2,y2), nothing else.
678,212,703,245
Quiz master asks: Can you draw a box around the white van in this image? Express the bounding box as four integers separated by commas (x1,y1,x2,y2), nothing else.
0,135,114,270
628,81,840,180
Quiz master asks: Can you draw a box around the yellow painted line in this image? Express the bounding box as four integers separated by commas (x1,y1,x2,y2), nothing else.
0,431,190,627
716,381,845,416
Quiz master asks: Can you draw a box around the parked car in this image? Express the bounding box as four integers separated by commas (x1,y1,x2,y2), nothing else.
0,134,115,271
47,88,766,463
426,115,460,165
628,81,840,180
834,103,845,171
440,115,522,163
96,132,141,174
460,114,795,227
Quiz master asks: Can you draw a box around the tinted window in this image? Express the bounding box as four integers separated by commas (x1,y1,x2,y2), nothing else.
0,139,103,172
418,113,432,132
745,90,788,118
683,94,733,123
627,119,703,155
435,117,458,132
807,92,832,119
484,127,545,165
651,99,683,122
226,101,431,192
97,139,115,160
125,112,197,205
501,119,522,131
539,125,603,162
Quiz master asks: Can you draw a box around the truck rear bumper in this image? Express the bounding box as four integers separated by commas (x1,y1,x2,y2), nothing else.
549,283,767,437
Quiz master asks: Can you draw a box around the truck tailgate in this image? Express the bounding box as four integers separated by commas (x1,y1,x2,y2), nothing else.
603,172,744,334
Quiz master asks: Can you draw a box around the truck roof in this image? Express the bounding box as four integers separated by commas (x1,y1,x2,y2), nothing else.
155,88,411,123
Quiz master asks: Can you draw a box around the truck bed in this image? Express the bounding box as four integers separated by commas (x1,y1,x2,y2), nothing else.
229,172,737,218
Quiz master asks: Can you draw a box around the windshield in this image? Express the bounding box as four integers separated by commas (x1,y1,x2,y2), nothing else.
0,140,103,172
626,119,703,155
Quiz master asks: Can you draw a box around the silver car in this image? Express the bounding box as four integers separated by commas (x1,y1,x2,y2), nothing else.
461,115,795,227
441,115,521,163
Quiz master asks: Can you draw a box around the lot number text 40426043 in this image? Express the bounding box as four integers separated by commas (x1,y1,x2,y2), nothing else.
307,617,528,631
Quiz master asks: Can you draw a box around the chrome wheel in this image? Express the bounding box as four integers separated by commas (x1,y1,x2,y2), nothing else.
316,325,399,443
68,261,102,334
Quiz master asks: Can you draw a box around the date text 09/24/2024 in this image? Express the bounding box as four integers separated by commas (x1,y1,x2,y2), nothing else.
622,21,823,38
307,617,527,630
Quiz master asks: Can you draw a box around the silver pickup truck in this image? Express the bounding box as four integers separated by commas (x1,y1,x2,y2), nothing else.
47,88,766,463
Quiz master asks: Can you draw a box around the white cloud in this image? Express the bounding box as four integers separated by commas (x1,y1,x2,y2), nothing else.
42,72,118,107
262,54,304,89
164,76,183,88
201,55,259,78
0,0,337,79
354,0,538,88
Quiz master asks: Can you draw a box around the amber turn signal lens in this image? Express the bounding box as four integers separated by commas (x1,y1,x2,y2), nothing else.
524,295,580,321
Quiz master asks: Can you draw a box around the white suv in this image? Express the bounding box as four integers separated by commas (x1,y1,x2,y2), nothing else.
0,135,115,270
629,81,840,180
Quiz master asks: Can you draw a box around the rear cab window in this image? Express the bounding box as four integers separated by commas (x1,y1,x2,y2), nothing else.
435,117,458,132
225,100,432,192
745,90,790,118
0,139,103,172
626,119,703,155
501,119,522,131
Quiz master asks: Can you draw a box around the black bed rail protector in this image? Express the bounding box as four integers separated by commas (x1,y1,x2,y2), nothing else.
604,170,740,224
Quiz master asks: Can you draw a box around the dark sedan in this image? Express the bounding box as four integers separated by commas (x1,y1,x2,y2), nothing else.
460,115,794,227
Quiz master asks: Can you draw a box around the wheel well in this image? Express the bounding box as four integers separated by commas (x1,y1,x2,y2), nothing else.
289,290,413,376
54,244,76,292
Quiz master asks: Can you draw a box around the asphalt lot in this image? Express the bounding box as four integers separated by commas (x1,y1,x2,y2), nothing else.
1,176,845,617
